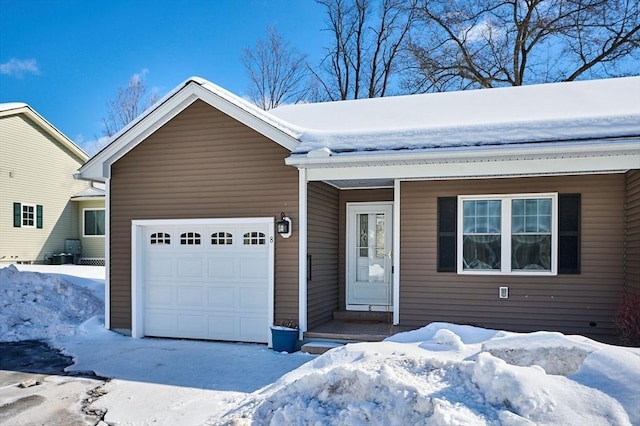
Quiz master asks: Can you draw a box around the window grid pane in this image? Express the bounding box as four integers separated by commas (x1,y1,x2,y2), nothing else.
462,200,501,270
211,232,233,245
511,198,552,270
84,210,105,236
180,232,201,245
243,232,266,245
22,205,35,227
358,214,368,257
375,213,385,258
150,232,171,245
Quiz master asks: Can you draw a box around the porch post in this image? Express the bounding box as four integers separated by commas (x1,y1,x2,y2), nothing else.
104,177,110,330
393,179,401,324
298,168,308,336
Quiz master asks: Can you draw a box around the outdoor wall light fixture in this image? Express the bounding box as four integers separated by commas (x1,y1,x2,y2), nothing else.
277,212,292,238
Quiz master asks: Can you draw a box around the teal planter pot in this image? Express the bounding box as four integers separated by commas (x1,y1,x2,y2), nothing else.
271,327,299,353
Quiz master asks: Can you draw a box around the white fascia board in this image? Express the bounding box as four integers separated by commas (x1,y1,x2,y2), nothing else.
78,91,199,180
102,93,200,179
293,138,639,181
287,138,639,167
194,85,299,152
70,196,105,202
304,150,640,182
79,80,300,181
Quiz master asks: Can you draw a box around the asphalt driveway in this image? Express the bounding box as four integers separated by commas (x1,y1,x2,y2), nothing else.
0,341,108,425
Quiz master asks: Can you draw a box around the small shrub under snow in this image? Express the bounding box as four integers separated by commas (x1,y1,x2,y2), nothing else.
615,290,640,346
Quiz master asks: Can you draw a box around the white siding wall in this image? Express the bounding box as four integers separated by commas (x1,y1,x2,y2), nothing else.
0,114,89,263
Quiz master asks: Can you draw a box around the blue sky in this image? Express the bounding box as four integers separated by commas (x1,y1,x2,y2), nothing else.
0,0,327,153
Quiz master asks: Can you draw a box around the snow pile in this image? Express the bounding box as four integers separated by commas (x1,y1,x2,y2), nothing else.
2,265,639,425
0,265,102,342
216,323,640,426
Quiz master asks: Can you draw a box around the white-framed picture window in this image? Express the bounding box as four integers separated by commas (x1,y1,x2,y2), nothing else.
457,193,558,275
13,202,42,229
21,204,36,228
84,209,105,236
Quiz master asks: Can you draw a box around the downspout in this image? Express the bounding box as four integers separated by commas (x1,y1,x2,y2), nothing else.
298,168,308,338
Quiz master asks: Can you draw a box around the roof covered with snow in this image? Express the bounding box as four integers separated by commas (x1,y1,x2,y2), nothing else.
71,185,105,199
271,77,640,154
0,102,28,112
79,76,639,182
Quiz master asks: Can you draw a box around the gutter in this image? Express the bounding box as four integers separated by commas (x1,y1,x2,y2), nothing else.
285,137,640,167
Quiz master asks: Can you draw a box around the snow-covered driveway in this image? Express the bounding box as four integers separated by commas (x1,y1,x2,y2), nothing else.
0,265,312,424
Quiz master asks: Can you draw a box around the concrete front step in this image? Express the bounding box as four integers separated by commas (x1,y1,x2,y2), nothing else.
300,341,345,355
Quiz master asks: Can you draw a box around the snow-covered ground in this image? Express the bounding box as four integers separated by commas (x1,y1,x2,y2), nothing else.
1,264,639,425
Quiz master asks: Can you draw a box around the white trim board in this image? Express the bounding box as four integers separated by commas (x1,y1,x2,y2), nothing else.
79,79,299,181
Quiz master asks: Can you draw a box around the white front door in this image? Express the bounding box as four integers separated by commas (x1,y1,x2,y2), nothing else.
346,202,393,311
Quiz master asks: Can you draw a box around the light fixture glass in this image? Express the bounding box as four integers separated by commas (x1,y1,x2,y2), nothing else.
277,212,292,238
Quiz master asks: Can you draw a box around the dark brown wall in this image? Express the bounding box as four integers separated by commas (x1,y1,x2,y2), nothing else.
307,182,340,328
625,170,640,291
109,100,299,330
338,188,394,309
399,174,625,339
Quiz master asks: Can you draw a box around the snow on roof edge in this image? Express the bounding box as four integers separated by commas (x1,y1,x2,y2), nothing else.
0,102,29,112
85,76,303,166
291,114,640,154
194,77,304,140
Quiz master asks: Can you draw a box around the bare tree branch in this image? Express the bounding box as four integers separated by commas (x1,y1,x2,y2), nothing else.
102,70,159,137
242,26,310,110
407,0,640,91
314,0,416,100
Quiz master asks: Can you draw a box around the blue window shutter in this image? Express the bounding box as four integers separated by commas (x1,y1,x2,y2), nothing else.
36,205,43,229
13,203,21,227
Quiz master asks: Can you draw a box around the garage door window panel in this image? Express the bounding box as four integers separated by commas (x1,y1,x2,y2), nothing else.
150,232,171,245
244,232,266,245
181,232,201,245
212,232,233,245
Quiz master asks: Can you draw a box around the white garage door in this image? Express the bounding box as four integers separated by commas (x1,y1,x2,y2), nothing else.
137,219,273,343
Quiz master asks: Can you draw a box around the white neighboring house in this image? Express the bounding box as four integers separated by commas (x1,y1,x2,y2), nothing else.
0,103,105,265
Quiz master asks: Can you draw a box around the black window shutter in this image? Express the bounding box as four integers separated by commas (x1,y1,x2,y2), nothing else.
36,205,43,229
437,197,457,272
13,203,21,227
558,194,580,274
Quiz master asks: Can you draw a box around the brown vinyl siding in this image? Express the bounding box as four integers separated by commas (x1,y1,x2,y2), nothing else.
625,170,640,291
399,174,624,340
338,189,394,309
307,182,340,328
109,100,298,331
